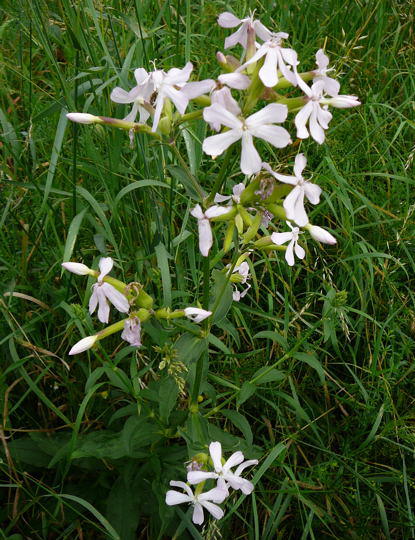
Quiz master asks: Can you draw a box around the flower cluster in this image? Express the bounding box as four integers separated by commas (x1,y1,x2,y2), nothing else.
62,257,212,354
166,441,258,525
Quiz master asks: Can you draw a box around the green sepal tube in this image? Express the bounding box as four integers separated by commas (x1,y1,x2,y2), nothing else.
242,211,262,244
103,276,128,294
274,71,313,89
133,308,151,322
239,177,261,205
238,205,253,227
243,62,265,115
235,213,244,234
276,96,306,111
209,206,237,222
264,203,287,220
136,289,154,309
223,221,235,253
263,184,292,204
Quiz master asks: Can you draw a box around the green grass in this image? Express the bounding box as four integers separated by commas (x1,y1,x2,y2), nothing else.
1,0,414,538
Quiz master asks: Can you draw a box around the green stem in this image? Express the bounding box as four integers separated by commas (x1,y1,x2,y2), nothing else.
169,143,205,201
205,147,234,206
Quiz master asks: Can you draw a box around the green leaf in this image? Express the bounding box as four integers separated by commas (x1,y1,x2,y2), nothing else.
293,352,325,384
222,409,253,447
155,243,172,308
106,477,140,540
158,377,179,423
253,366,286,384
210,269,233,323
237,382,257,406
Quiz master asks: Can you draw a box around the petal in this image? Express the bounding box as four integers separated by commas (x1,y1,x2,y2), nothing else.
121,317,141,347
137,105,150,124
262,162,297,185
271,231,292,246
184,307,212,322
308,225,336,244
284,186,308,227
280,47,298,67
239,479,255,495
123,102,139,123
163,86,189,114
199,487,228,503
97,288,110,324
294,153,307,178
197,218,213,257
192,503,204,525
223,451,245,472
209,441,223,472
218,72,250,90
304,182,322,205
152,94,165,132
205,205,230,219
259,48,279,87
190,204,204,220
250,125,291,149
285,239,295,266
309,105,325,144
101,283,130,313
224,26,246,49
323,76,340,97
212,88,241,117
203,104,242,130
234,459,259,477
295,101,313,139
200,501,224,521
165,62,193,85
218,12,241,28
214,193,232,203
187,471,218,484
203,129,241,157
316,106,332,129
134,67,149,85
246,103,288,128
294,241,305,259
169,480,194,498
316,49,329,70
224,474,245,490
233,289,241,301
253,20,272,41
110,87,135,104
88,285,99,315
238,43,268,70
182,80,215,99
165,490,192,506
98,257,113,281
240,132,261,175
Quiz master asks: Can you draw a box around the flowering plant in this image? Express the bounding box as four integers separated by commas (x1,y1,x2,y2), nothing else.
62,10,360,531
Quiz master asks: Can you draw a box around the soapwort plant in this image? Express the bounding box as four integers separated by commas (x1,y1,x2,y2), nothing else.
62,10,360,530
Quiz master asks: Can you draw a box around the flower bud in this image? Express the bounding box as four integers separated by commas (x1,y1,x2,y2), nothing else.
69,335,98,355
184,307,212,323
66,113,102,124
216,51,227,67
307,224,337,244
61,262,92,275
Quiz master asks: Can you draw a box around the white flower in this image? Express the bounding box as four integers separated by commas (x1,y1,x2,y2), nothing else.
166,481,226,525
313,49,340,97
214,183,245,204
151,62,193,132
62,262,91,275
184,307,212,323
110,68,154,123
190,204,230,256
262,155,322,227
66,113,100,124
121,317,142,347
187,441,258,496
89,257,130,323
238,32,298,87
218,12,271,50
183,73,250,131
307,224,337,244
295,76,360,144
203,103,291,176
229,261,251,301
69,335,97,355
271,221,305,266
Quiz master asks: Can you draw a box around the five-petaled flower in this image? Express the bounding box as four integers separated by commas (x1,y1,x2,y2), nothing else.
313,49,340,97
165,481,226,525
218,12,271,50
121,316,142,347
89,257,130,323
110,68,154,124
190,204,231,256
203,103,291,176
271,221,306,266
263,155,322,227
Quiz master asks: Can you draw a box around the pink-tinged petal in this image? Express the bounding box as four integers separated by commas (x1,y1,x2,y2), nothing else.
170,480,194,498
197,218,213,257
110,87,135,104
246,103,288,128
66,113,99,124
205,205,230,218
316,106,332,129
209,441,223,472
311,79,326,96
218,72,250,90
199,501,224,520
250,125,292,149
212,88,241,118
280,47,298,67
325,95,361,108
203,104,242,130
190,204,204,220
123,102,139,123
233,290,241,301
309,106,325,144
165,62,193,86
225,474,245,490
294,242,305,259
225,25,246,49
121,317,141,347
259,48,279,87
276,50,297,85
88,285,99,316
182,80,215,99
137,105,150,124
295,101,313,139
308,225,337,244
69,335,97,355
97,288,110,324
184,307,212,323
98,257,113,281
284,187,308,227
316,49,329,70
271,231,293,246
262,162,297,185
165,490,192,506
163,86,189,114
304,183,322,205
187,471,218,485
234,459,259,476
223,451,244,471
285,239,295,266
240,132,261,175
239,478,255,495
134,67,149,85
152,95,165,132
294,153,307,178
214,193,232,203
295,70,313,97
233,183,245,198
192,503,204,525
203,129,241,157
238,43,268,69
62,262,91,275
199,487,228,504
101,283,129,313
323,76,340,97
253,20,272,41
218,12,241,28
